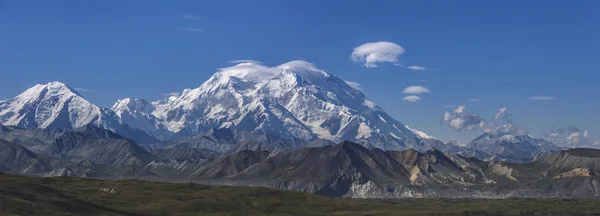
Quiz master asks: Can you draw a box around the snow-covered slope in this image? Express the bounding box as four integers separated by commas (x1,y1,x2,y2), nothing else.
462,133,562,163
112,98,170,139
0,82,157,144
138,60,439,150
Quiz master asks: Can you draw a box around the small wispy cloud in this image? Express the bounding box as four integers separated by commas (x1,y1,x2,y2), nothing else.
406,65,427,71
402,86,431,94
529,96,556,100
403,95,422,102
181,27,205,33
345,81,363,91
416,80,427,83
162,92,180,97
442,105,458,108
74,87,92,92
180,14,205,20
228,60,262,65
494,107,507,120
468,98,481,102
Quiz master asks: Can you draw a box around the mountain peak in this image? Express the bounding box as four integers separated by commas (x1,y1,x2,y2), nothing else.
276,60,330,78
0,82,157,144
142,60,426,149
18,81,81,100
0,81,97,129
112,98,154,114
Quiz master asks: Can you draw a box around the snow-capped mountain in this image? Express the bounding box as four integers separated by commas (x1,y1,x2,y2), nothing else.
459,133,562,163
112,98,171,139
0,61,441,150
0,82,157,144
121,60,439,150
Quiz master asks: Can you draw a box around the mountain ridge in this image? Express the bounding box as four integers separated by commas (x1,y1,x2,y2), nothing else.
1,60,443,152
0,82,157,144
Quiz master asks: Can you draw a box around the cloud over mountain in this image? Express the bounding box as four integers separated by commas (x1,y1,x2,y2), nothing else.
442,105,485,131
442,105,527,135
351,41,404,68
544,125,598,148
344,81,362,91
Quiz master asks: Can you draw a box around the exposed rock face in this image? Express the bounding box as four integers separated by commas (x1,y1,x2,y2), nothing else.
190,142,490,197
488,161,518,181
43,168,76,177
553,168,594,179
536,148,600,173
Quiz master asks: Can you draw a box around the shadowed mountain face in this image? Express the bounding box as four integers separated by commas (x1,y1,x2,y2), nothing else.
146,128,337,154
186,142,600,198
151,144,220,161
190,141,491,198
0,139,44,173
0,125,599,198
0,125,158,177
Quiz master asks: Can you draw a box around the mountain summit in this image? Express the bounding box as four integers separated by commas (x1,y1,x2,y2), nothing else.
0,81,156,143
118,60,440,150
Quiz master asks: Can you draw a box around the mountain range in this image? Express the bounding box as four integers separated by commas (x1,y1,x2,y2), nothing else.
450,133,563,163
0,60,447,152
0,60,593,198
0,60,568,163
0,125,598,198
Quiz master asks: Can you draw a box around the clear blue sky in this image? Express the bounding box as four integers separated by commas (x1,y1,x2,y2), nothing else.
1,0,599,143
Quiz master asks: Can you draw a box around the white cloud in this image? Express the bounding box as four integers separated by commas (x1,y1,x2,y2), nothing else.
162,92,180,97
442,105,527,134
468,98,481,102
442,105,484,131
215,60,322,85
351,41,404,68
494,107,507,120
544,125,597,148
529,96,556,100
345,81,362,91
228,60,262,65
73,87,92,92
406,65,427,71
402,86,431,94
181,27,205,33
403,95,421,102
454,105,466,113
180,14,205,20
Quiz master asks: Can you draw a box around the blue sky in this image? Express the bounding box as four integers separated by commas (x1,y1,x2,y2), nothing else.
1,0,599,143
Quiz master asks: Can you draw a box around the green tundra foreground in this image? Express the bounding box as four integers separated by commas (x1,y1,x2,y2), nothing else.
1,173,600,216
